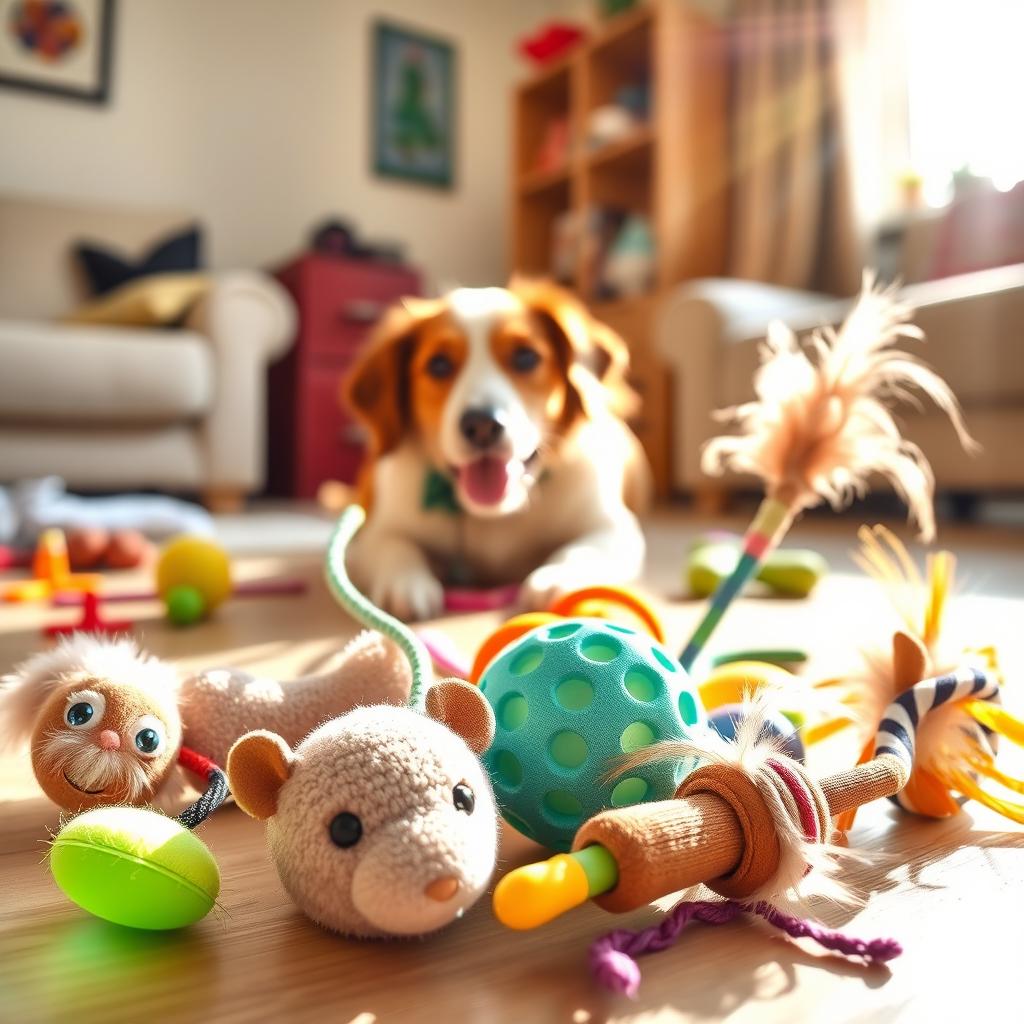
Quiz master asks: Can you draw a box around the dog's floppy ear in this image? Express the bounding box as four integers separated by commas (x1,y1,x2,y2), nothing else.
343,297,445,457
508,276,634,420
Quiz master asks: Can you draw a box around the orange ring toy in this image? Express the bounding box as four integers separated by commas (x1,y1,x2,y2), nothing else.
548,586,665,643
469,612,561,684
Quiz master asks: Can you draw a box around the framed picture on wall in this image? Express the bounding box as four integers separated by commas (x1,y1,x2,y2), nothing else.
372,20,456,189
0,0,114,104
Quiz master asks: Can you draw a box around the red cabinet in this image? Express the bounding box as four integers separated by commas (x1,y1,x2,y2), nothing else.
267,254,421,498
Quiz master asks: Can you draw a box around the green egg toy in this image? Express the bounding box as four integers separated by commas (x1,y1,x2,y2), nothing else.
479,618,705,852
50,806,220,930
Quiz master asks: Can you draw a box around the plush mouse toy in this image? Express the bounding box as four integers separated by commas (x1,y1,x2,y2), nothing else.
0,630,412,815
228,679,497,937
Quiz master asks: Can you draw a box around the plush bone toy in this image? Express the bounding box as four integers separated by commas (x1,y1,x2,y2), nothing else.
0,630,412,815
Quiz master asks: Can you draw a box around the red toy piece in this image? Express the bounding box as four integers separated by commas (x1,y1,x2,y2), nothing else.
45,591,133,638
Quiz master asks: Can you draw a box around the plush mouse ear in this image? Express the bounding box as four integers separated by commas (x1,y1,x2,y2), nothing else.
426,679,495,755
227,730,296,820
343,296,446,458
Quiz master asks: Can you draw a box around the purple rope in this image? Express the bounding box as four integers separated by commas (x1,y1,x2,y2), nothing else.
590,900,902,997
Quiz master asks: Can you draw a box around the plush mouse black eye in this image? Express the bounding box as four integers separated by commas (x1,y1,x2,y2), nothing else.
329,812,363,848
510,345,540,373
426,353,455,380
453,782,475,815
66,702,93,727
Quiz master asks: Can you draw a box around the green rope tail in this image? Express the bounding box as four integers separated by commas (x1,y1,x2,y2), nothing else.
324,505,430,712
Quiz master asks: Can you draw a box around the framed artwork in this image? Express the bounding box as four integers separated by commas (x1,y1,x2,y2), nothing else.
0,0,114,104
372,20,456,189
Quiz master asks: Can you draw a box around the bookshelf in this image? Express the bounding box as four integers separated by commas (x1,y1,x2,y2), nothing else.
509,0,728,495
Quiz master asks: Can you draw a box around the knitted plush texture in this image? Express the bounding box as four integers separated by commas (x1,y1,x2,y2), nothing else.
181,630,411,766
238,707,498,938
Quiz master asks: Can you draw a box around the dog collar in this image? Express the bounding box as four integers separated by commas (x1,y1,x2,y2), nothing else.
422,469,462,515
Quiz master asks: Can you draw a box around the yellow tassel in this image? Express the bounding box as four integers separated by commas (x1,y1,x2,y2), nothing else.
948,769,1024,825
965,701,1024,747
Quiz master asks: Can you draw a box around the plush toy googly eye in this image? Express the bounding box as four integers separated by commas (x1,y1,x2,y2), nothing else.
65,690,106,728
131,715,166,757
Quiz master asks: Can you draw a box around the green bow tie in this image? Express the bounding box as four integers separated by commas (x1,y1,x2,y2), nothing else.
422,469,462,515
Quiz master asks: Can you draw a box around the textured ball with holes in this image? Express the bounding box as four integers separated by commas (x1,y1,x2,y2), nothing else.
479,618,705,851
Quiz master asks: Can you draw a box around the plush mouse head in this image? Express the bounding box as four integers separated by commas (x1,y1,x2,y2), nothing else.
0,635,182,812
228,678,497,938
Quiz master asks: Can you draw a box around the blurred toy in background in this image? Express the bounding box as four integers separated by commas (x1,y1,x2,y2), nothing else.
679,273,979,671
2,528,101,602
66,527,151,570
156,535,232,625
831,525,1019,829
534,116,570,175
585,104,639,149
517,22,586,65
601,214,655,299
0,476,213,551
686,532,828,599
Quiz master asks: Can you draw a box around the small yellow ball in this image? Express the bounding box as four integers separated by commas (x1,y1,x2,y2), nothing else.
156,536,232,615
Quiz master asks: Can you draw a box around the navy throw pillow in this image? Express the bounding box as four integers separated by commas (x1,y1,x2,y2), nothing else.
75,224,204,297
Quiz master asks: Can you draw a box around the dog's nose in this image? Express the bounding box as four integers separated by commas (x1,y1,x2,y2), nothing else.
424,876,460,902
98,729,120,751
459,408,505,450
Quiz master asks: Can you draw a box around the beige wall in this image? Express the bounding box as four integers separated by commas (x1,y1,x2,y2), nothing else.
0,0,562,290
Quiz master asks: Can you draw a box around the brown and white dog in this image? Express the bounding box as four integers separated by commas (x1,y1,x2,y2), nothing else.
343,279,649,620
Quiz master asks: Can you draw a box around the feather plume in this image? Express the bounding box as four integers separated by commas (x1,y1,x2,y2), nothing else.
702,272,979,541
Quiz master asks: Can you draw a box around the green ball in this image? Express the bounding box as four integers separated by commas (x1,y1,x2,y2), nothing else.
480,618,705,852
165,584,207,626
50,806,219,930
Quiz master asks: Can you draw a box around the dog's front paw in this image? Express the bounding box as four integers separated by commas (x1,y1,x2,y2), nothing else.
371,569,445,622
520,563,586,612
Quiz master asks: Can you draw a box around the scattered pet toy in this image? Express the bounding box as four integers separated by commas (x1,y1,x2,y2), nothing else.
495,666,1011,993
686,533,828,599
2,528,100,602
45,590,133,639
831,525,1017,830
226,505,500,938
679,273,979,671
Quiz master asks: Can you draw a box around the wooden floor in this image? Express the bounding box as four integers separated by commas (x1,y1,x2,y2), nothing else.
1,509,1023,1024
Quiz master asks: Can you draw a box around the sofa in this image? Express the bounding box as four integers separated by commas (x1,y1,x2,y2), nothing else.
0,194,295,510
656,261,1024,501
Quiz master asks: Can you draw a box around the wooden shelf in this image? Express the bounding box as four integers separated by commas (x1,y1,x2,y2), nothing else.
585,125,654,171
518,163,571,197
509,0,730,497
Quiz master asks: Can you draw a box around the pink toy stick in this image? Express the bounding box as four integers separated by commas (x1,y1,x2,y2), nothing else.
417,628,472,679
443,584,520,613
51,578,308,606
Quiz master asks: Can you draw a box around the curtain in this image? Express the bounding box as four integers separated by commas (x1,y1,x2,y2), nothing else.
726,0,865,295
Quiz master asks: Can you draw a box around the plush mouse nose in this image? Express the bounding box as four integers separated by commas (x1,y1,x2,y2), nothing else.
98,729,121,751
424,876,460,902
459,408,505,450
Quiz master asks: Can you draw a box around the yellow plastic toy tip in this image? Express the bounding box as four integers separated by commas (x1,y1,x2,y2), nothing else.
493,853,591,930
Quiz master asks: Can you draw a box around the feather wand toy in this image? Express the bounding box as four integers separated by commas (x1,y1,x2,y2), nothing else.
679,272,978,671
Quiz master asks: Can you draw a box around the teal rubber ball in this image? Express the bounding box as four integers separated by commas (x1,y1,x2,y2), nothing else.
479,618,705,852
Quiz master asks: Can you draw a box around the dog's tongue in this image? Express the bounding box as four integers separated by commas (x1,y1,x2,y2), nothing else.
459,457,510,506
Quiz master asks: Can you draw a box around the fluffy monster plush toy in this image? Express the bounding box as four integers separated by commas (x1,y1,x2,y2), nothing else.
0,630,413,814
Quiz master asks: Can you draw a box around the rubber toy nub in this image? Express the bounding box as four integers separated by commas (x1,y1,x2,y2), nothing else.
50,806,219,929
494,845,617,930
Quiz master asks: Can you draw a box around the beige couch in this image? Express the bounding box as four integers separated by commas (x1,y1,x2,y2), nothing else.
0,195,295,509
656,263,1024,498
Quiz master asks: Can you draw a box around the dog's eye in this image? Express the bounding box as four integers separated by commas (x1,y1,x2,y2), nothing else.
453,782,475,815
510,345,541,373
329,811,363,848
426,353,455,380
66,702,94,727
131,715,166,757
